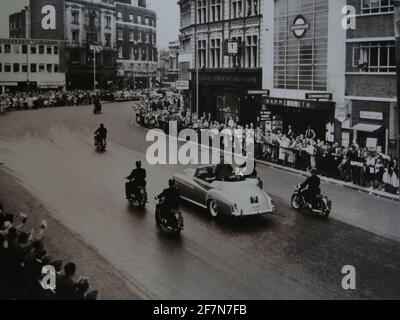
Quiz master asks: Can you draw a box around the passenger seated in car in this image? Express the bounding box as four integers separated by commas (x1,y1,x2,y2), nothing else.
202,167,216,183
215,160,234,181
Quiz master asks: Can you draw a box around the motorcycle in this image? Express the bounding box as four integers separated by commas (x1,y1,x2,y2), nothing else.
155,198,184,235
94,134,106,152
291,185,332,219
126,180,148,208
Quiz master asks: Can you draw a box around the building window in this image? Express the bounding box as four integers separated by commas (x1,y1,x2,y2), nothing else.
105,33,111,47
30,64,37,73
22,64,27,72
5,44,11,54
245,35,258,68
361,0,394,14
5,64,11,72
72,11,79,24
232,0,243,18
210,38,221,68
198,39,207,68
105,16,111,29
198,0,208,24
54,46,59,55
117,11,123,21
47,64,52,72
13,63,20,72
54,64,59,73
353,41,396,72
274,0,328,91
72,30,80,42
210,0,222,22
47,46,52,54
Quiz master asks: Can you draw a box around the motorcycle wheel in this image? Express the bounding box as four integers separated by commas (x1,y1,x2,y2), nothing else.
155,209,162,227
291,194,302,211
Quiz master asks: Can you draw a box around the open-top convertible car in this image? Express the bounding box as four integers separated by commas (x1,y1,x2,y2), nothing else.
174,165,277,218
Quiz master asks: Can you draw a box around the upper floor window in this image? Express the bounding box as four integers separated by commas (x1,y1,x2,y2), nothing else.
210,0,222,22
353,41,395,72
198,0,208,24
105,16,111,29
232,0,243,19
72,11,79,24
361,0,394,14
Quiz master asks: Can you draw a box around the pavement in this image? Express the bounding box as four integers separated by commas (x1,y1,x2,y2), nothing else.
0,102,399,300
0,169,140,300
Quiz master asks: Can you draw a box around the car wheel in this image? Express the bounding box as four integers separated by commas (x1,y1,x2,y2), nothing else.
208,199,219,218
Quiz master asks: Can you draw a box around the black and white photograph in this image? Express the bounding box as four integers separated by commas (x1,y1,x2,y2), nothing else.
0,0,399,305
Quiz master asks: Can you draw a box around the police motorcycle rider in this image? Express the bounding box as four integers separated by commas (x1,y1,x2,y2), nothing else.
299,168,321,209
156,179,181,226
94,123,107,148
125,161,147,200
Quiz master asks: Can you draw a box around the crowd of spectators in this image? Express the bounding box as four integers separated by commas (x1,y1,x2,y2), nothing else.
136,98,399,195
0,89,145,114
0,202,98,300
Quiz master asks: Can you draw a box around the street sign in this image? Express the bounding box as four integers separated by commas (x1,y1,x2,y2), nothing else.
176,80,190,90
248,89,270,96
305,93,333,101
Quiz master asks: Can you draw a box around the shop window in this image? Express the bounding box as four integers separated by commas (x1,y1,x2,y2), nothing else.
353,41,396,72
361,0,393,14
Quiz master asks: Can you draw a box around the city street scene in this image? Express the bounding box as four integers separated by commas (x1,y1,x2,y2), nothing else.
0,0,399,303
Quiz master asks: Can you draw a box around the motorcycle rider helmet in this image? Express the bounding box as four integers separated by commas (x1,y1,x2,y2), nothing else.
168,178,176,187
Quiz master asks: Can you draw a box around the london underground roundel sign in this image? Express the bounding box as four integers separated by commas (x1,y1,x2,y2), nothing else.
290,15,310,39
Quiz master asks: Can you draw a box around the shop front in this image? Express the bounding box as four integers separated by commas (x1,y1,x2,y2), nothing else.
261,96,336,140
190,68,262,124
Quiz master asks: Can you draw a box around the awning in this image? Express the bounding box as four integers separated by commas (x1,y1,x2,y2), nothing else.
352,123,382,133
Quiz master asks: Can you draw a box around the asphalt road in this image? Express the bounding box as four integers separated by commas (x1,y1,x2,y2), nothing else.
0,102,399,300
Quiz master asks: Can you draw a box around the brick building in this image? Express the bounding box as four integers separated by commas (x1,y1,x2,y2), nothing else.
344,0,398,155
115,0,157,90
65,0,118,89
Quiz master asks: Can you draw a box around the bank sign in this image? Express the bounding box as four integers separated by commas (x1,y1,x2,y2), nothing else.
30,0,65,40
